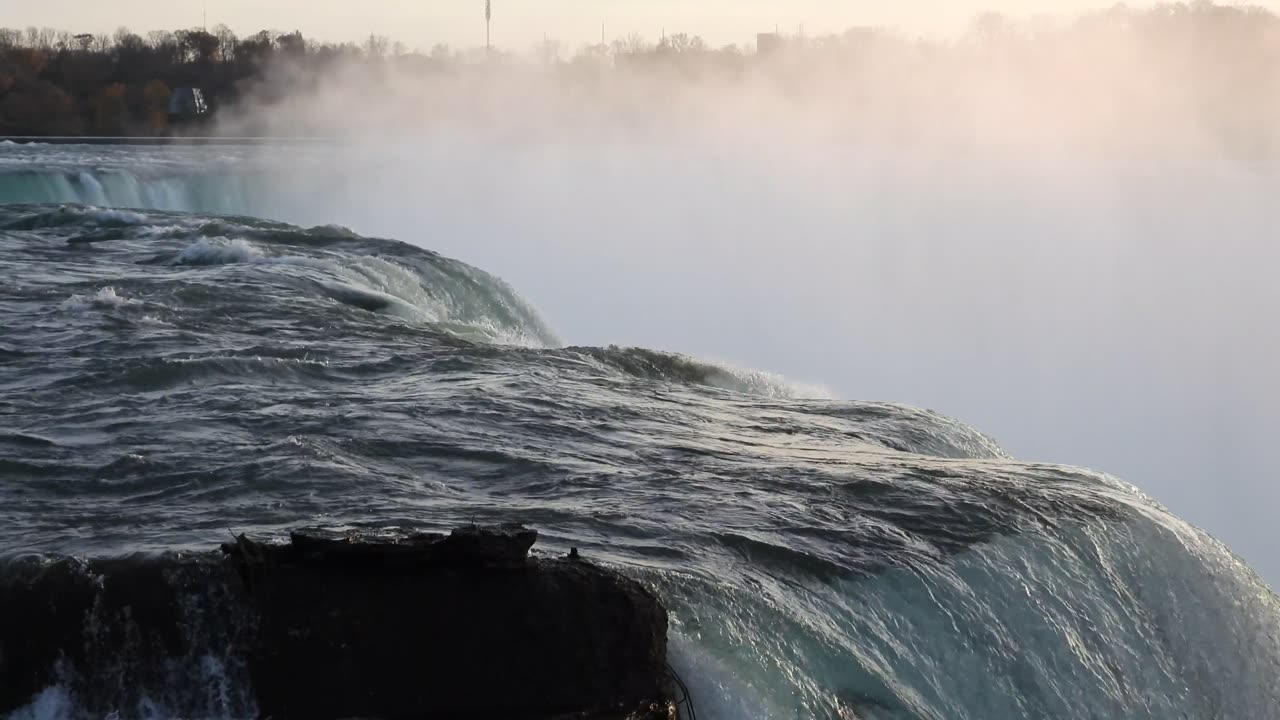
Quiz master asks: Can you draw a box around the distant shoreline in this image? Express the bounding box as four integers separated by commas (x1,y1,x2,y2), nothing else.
0,136,331,146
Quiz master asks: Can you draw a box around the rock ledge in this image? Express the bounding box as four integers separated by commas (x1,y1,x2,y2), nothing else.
0,525,675,720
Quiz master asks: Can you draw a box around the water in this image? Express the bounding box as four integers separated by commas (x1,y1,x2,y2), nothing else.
2,145,1279,719
4,140,1277,563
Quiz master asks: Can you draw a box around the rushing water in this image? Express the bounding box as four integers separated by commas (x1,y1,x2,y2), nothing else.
1,144,1279,720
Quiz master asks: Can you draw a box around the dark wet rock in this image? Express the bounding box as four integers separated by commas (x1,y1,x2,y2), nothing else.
0,525,674,720
0,553,254,717
225,525,670,719
438,521,539,565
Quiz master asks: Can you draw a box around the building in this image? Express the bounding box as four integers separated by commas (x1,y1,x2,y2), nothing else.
167,87,209,126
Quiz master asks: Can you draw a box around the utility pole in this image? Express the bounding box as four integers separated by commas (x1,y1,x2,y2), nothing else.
485,0,492,55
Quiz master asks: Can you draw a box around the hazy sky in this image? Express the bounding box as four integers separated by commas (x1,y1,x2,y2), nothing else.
16,0,1280,51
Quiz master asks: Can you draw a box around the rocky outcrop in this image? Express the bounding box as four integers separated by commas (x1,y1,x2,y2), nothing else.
0,525,675,720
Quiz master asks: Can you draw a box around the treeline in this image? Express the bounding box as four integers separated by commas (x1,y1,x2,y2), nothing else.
3,1,1280,136
0,25,445,135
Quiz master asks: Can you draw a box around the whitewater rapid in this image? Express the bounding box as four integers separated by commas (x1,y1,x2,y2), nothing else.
1,144,1278,719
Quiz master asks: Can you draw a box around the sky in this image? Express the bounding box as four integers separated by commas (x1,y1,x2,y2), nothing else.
14,0,1280,51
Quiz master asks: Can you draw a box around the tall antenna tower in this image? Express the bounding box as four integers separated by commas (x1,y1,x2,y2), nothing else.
485,0,492,54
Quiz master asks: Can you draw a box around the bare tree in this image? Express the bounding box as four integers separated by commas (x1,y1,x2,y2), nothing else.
657,33,706,54
611,32,649,55
26,27,59,50
364,34,389,59
178,29,221,63
214,24,238,62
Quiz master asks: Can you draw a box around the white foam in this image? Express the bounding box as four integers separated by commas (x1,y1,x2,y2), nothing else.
75,206,148,226
61,287,136,312
174,237,261,265
6,685,78,720
696,357,834,400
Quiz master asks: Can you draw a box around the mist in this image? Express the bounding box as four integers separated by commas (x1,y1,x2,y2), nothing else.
200,4,1280,582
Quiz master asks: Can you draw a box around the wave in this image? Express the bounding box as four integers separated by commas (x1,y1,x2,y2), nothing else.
809,402,1010,460
173,237,261,265
4,204,560,349
60,287,137,312
1,204,150,230
565,345,834,400
7,203,843,400
0,164,871,399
